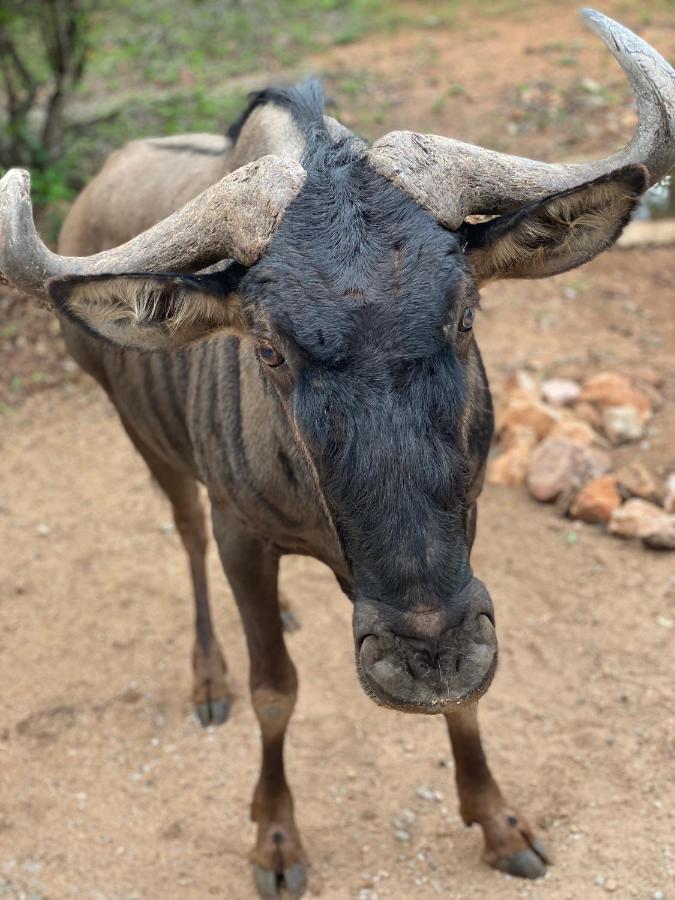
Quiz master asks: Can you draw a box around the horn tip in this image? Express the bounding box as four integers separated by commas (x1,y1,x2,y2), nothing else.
0,167,31,200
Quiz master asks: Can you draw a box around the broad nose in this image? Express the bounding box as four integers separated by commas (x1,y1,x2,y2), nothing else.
353,578,497,713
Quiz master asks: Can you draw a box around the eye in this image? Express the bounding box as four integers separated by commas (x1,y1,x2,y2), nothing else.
256,339,285,367
459,306,476,332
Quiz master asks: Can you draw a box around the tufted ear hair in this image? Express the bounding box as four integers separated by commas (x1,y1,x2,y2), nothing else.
461,165,647,284
48,265,248,351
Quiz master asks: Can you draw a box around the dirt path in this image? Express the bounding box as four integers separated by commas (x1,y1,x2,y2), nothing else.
1,244,674,900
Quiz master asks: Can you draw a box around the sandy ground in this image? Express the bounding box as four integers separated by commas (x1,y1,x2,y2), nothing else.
2,3,675,898
1,245,674,900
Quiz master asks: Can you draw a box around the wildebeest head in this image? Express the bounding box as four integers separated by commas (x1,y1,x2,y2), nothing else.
1,12,673,713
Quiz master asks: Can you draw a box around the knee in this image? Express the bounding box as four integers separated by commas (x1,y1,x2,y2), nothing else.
251,669,297,738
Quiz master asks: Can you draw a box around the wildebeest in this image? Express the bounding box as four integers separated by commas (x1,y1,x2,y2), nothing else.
1,9,674,897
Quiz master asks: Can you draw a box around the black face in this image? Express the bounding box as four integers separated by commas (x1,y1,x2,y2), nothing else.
241,143,496,713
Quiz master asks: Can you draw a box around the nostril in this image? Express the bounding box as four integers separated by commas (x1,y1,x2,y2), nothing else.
476,613,496,644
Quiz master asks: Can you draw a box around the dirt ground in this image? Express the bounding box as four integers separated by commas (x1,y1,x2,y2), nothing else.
1,3,675,900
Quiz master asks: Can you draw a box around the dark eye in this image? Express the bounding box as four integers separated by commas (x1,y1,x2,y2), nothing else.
459,306,476,332
256,339,285,367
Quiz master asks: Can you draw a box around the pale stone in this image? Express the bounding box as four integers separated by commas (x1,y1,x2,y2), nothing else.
643,516,675,550
609,499,665,538
503,369,539,400
541,378,581,407
569,475,621,524
527,438,611,503
663,473,675,514
615,462,659,503
601,405,645,445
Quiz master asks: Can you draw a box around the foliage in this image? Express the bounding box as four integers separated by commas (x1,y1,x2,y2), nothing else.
0,0,89,174
0,0,405,214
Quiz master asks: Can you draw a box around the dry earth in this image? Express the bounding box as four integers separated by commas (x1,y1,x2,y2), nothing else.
1,3,675,900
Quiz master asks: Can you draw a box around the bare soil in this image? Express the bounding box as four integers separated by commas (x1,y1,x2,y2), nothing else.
1,3,674,899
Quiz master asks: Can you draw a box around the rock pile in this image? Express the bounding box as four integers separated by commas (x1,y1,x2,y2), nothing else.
488,369,674,550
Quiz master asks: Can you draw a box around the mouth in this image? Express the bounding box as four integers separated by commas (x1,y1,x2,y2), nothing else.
355,630,498,715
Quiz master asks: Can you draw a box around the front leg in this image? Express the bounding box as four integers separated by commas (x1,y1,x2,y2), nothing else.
445,705,550,879
212,506,306,899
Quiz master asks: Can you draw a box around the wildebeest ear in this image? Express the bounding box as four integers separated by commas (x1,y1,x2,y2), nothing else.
48,268,247,351
460,166,647,284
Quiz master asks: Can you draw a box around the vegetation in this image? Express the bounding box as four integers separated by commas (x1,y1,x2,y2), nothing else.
0,0,408,218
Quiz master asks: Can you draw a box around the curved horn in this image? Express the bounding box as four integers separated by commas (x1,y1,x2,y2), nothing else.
0,155,306,297
369,9,675,228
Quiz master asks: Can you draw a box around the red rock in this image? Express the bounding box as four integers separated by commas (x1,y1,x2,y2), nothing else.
580,371,652,421
609,499,665,538
487,447,531,486
488,427,537,487
526,437,611,503
615,462,659,503
541,378,580,407
569,475,621,524
497,399,560,441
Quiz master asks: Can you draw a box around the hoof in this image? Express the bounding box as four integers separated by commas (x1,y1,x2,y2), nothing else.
194,697,230,727
252,861,306,898
497,842,549,879
281,608,301,633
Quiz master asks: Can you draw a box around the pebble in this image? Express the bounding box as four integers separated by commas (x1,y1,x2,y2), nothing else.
549,416,601,446
608,499,665,539
503,369,539,400
394,808,416,829
497,398,560,440
601,404,645,444
569,475,621,524
663,473,675,514
615,461,659,503
652,891,665,900
643,515,675,550
394,829,411,842
527,437,610,502
36,523,50,536
416,786,442,802
580,371,652,419
603,879,618,893
542,378,581,407
487,448,530,487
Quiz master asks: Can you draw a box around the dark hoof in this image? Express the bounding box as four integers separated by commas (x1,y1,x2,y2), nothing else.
252,862,306,898
281,608,301,633
194,697,230,727
497,845,549,879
